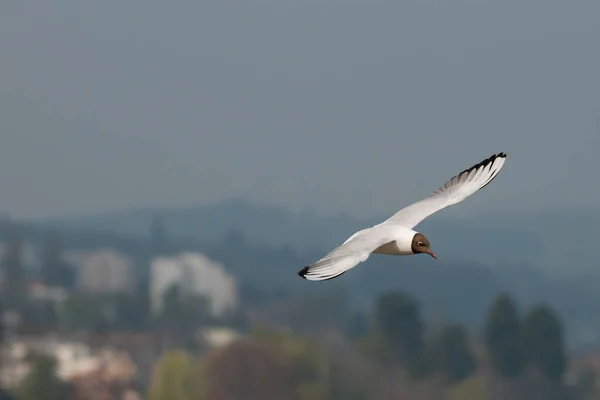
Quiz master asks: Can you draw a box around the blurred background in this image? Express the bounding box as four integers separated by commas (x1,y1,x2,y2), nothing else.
1,1,599,399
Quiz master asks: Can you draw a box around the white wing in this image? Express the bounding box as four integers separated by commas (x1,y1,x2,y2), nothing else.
382,152,507,229
298,226,394,281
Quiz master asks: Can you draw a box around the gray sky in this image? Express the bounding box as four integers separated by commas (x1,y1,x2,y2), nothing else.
1,0,599,220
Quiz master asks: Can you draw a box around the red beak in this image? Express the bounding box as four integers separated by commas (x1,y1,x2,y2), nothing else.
428,250,437,259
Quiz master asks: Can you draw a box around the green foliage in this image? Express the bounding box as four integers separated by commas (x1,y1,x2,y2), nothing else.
357,331,389,362
147,350,204,400
251,327,329,385
428,324,476,383
297,382,331,400
448,376,485,400
522,305,566,382
16,354,68,400
159,284,213,347
251,326,369,400
53,283,210,334
375,291,425,376
61,293,112,330
61,292,148,331
161,285,212,323
484,293,524,378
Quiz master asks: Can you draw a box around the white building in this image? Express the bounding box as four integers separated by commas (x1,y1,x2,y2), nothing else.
67,248,136,294
201,327,241,348
0,338,136,388
150,252,237,317
29,281,69,303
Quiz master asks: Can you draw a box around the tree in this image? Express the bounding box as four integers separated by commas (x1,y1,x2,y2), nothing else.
252,326,376,399
159,284,212,348
251,327,340,399
1,224,26,311
16,354,69,400
484,293,524,378
428,323,476,383
448,376,486,400
113,293,149,330
375,291,426,376
147,350,202,400
202,338,296,400
61,293,110,331
522,305,566,382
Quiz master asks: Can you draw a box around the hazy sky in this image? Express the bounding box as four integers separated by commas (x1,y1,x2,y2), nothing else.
1,0,599,220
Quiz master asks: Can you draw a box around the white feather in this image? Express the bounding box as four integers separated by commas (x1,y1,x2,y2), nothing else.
382,152,506,229
299,152,507,281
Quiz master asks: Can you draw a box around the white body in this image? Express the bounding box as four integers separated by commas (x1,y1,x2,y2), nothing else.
345,225,417,256
299,152,507,281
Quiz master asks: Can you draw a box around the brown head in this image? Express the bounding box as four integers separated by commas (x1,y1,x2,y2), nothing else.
411,233,437,259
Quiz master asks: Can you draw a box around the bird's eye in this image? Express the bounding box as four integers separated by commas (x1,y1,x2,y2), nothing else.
418,242,424,246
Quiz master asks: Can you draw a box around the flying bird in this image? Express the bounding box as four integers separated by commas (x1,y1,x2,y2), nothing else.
298,152,507,281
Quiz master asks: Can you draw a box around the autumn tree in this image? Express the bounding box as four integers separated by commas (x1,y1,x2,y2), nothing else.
484,293,524,378
202,338,296,400
522,305,566,382
250,326,371,400
147,350,203,400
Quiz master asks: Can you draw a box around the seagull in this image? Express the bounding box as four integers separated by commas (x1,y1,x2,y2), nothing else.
298,152,507,281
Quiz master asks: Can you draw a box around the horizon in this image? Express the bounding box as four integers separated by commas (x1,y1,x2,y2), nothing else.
9,195,599,226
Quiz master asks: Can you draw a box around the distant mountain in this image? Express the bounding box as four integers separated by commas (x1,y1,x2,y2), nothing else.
39,198,600,274
41,198,366,250
7,201,600,350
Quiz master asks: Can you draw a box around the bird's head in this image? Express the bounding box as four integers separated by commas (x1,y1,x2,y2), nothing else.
411,233,437,259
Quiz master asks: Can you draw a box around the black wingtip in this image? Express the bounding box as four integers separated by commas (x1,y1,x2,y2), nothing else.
458,152,507,176
298,266,309,279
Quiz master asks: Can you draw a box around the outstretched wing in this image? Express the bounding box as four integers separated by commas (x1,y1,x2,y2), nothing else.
298,227,393,281
382,152,507,229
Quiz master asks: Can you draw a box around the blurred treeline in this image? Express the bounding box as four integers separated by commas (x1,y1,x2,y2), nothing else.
138,292,593,400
